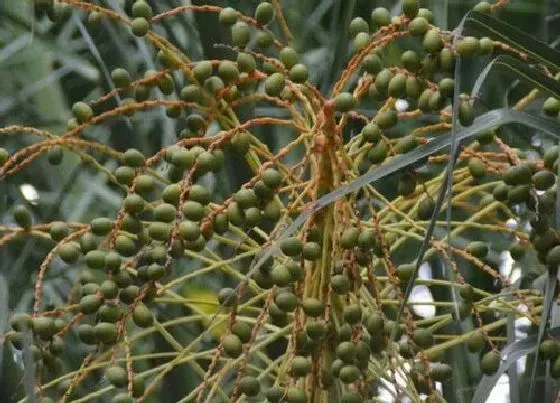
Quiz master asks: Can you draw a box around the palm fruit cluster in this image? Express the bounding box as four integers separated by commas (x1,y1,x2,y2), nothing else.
2,0,560,402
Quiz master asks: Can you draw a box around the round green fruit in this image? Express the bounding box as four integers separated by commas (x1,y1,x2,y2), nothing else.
132,303,153,327
131,17,150,37
219,7,238,26
105,366,128,387
231,21,250,48
412,328,434,349
423,30,444,53
222,334,243,358
255,2,274,25
371,7,391,27
481,351,501,375
302,298,325,317
334,92,356,112
456,36,480,56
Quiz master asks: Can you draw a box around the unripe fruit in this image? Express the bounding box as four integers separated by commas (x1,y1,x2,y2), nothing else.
47,145,63,165
423,30,444,53
408,16,429,36
219,7,238,26
375,108,398,129
337,341,357,363
72,101,93,124
371,7,391,27
286,387,306,403
302,297,325,317
361,123,381,143
123,148,145,167
395,135,418,154
456,36,480,56
188,184,211,205
135,174,155,195
412,328,434,349
362,53,382,74
105,366,128,387
343,304,362,324
544,97,560,116
32,316,55,340
218,288,238,307
131,17,150,36
58,242,80,263
203,76,225,96
99,303,122,323
354,32,370,51
49,221,68,241
334,92,356,112
218,60,239,84
341,391,362,403
546,245,560,266
132,303,153,327
115,235,137,257
280,237,303,256
439,78,455,98
349,17,369,38
255,2,274,26
270,265,291,286
239,375,261,396
111,394,133,403
256,30,274,48
339,365,361,383
533,170,555,191
479,37,494,54
509,242,526,261
275,291,298,312
302,241,321,260
265,72,286,97
78,324,97,344
292,356,311,377
231,21,250,48
10,313,33,332
375,68,393,96
481,351,500,375
388,74,407,98
306,321,326,340
417,197,435,220
80,295,102,314
367,140,388,164
95,322,118,344
130,1,153,19
459,99,475,126
289,63,309,83
401,50,420,72
111,68,131,88
430,363,453,381
0,147,8,165
439,48,456,71
222,334,243,357
473,2,492,13
403,0,419,19
467,331,485,352
193,61,213,83
539,339,560,360
468,157,487,178
265,387,284,402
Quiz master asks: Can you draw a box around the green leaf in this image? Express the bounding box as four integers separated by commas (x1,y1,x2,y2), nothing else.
472,55,560,101
464,11,560,71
